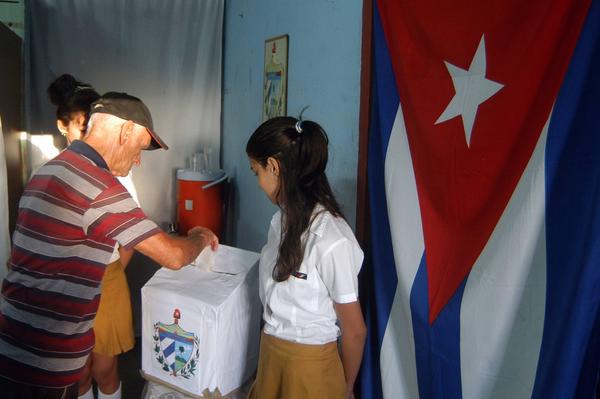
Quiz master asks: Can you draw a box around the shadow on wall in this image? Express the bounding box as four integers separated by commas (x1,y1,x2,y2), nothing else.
126,251,161,337
27,1,224,227
334,176,359,226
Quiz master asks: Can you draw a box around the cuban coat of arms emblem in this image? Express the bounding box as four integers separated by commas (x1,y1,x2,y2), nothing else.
153,308,200,378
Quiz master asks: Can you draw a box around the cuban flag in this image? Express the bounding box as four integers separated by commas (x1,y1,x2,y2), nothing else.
360,0,600,398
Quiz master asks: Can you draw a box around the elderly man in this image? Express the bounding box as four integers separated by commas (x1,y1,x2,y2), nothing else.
0,92,218,398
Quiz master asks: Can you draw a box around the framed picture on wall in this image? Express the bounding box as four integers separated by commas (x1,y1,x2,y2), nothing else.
263,34,288,121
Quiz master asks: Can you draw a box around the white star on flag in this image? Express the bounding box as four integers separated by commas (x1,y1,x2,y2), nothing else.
435,35,504,146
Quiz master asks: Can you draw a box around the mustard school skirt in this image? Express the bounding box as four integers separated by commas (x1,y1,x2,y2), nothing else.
92,259,135,356
247,331,346,399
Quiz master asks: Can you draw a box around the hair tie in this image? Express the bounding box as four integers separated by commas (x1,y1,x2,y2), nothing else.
74,85,93,92
295,120,303,134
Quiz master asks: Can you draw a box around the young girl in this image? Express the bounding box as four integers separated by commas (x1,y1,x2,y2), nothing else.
48,74,136,399
246,117,367,399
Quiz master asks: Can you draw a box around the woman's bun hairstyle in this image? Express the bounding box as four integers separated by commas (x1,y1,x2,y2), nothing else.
47,74,100,124
47,74,79,106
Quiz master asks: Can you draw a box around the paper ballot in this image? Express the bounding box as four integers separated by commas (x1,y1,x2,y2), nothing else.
192,246,215,271
192,245,259,276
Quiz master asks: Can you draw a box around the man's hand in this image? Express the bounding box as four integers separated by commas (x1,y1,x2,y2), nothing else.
188,226,219,251
135,227,219,270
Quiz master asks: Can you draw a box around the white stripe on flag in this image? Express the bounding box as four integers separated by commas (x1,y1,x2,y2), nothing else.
459,114,550,398
381,103,422,399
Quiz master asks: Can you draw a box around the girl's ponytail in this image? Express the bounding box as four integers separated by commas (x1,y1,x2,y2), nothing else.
247,115,343,281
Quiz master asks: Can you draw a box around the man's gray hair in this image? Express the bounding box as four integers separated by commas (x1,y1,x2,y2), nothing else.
88,112,127,131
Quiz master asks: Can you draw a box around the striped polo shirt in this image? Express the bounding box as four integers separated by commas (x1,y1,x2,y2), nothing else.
0,140,161,387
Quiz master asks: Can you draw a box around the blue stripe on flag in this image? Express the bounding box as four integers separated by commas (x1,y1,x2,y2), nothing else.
411,255,465,399
360,2,400,398
535,1,600,397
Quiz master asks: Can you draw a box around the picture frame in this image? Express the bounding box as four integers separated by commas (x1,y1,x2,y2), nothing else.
262,34,288,121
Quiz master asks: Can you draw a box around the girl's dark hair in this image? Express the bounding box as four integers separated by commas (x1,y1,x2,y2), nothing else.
47,74,100,126
246,116,343,281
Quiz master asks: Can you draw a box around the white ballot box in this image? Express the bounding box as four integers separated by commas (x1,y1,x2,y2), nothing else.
141,245,261,398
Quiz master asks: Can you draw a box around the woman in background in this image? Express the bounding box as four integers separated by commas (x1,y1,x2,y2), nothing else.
48,74,136,399
48,74,99,145
246,116,367,399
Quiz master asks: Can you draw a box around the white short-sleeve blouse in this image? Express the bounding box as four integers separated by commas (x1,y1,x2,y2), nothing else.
259,206,364,345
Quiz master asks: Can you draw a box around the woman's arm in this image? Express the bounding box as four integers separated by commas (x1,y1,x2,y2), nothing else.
118,246,134,268
335,300,367,399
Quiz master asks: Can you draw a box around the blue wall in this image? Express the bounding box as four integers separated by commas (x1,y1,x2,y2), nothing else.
222,0,363,251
